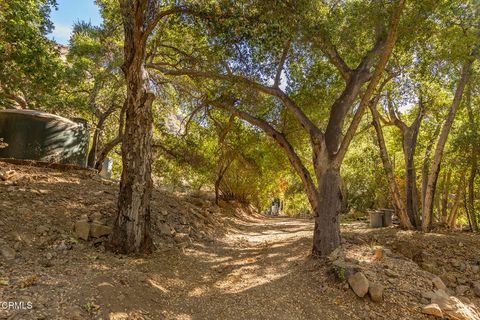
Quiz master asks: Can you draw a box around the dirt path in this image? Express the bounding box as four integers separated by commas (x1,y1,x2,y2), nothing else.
97,217,352,320
1,164,478,319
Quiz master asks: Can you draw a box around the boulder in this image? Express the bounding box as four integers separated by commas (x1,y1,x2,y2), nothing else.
456,285,470,296
452,259,462,268
432,276,447,290
422,304,443,318
90,223,112,238
431,289,480,320
91,212,106,224
473,282,480,298
348,272,369,298
385,269,399,278
109,312,129,320
36,225,50,235
74,221,90,240
1,246,16,260
368,282,384,302
159,223,173,236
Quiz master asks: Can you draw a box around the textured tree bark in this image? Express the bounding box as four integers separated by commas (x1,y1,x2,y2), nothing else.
466,84,478,231
370,103,413,229
440,170,451,225
214,160,232,205
87,115,108,168
421,133,438,208
422,58,474,231
312,168,341,255
434,188,441,223
403,126,422,228
384,92,424,228
467,161,478,231
447,172,466,228
108,0,155,254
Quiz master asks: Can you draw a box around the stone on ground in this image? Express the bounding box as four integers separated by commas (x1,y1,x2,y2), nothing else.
1,245,16,260
422,304,443,318
431,289,480,320
109,312,129,320
432,276,447,290
456,285,470,296
90,223,112,238
74,220,90,240
159,222,173,235
385,269,399,278
348,272,369,298
473,282,480,298
368,282,384,302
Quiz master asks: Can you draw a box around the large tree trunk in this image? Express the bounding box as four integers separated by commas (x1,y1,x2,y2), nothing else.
88,105,119,168
422,58,474,231
384,92,425,228
447,172,466,228
370,102,413,229
214,160,231,205
108,0,155,254
87,115,108,168
403,128,421,228
467,161,478,231
87,128,100,168
466,84,478,231
440,170,451,225
312,168,341,255
421,133,438,207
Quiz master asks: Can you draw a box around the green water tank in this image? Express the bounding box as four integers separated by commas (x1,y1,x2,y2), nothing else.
0,109,89,166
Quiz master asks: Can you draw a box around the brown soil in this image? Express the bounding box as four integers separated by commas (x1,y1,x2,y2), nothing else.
0,163,479,320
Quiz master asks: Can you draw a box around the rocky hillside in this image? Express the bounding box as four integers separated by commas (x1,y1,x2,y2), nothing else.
0,162,261,319
0,161,257,253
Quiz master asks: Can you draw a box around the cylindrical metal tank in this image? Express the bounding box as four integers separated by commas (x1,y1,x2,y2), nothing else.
0,109,89,166
381,209,393,227
369,210,384,228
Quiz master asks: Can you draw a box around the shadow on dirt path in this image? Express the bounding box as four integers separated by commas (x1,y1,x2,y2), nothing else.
93,217,355,320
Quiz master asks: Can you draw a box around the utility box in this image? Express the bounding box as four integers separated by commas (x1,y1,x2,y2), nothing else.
0,109,89,166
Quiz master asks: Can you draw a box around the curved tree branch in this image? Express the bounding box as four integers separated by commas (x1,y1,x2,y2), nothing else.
149,64,323,138
274,39,292,88
333,0,407,168
206,98,318,203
